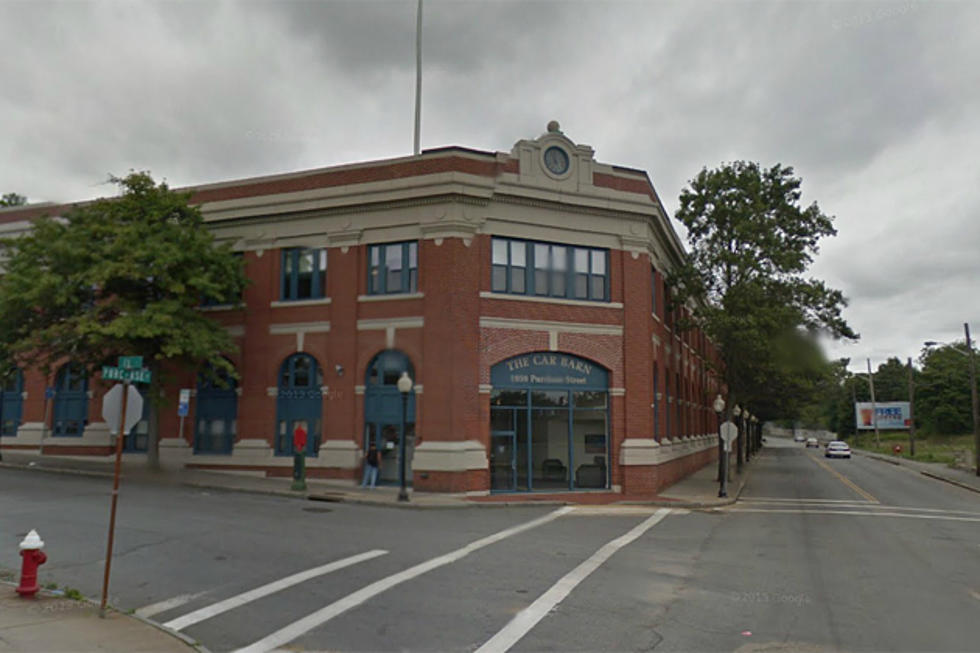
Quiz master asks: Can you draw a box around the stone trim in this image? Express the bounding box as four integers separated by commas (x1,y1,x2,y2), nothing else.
357,293,425,303
270,297,332,308
479,316,623,336
356,317,425,330
609,387,626,397
268,321,332,335
479,291,623,310
619,435,715,466
412,440,488,472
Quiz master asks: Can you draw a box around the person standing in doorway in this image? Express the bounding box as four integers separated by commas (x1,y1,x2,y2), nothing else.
361,442,380,489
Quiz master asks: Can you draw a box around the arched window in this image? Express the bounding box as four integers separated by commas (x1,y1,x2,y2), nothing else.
275,354,322,456
195,364,238,454
53,363,88,437
363,350,416,485
0,368,24,437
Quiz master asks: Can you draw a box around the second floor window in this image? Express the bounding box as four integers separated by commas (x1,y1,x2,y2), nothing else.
492,237,608,301
281,248,327,301
369,241,418,295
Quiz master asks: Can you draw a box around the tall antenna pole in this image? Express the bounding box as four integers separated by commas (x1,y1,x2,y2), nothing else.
413,0,423,155
867,358,879,447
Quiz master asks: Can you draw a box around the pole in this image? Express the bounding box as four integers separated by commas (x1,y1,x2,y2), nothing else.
717,415,727,498
965,323,979,477
398,391,409,502
736,413,743,473
851,380,858,445
413,0,423,156
100,380,128,618
867,358,879,447
907,357,915,458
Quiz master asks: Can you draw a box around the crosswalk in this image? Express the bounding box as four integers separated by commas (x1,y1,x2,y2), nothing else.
137,506,672,653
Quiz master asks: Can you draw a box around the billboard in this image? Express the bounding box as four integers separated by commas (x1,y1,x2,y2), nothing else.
855,402,911,430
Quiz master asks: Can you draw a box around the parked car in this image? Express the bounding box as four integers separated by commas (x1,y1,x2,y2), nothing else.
805,437,819,448
825,441,852,459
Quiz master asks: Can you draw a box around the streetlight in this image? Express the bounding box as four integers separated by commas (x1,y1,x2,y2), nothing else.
713,394,726,496
743,410,751,462
396,371,414,501
733,404,743,473
925,321,979,477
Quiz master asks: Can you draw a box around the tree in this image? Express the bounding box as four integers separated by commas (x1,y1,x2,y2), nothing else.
870,357,909,403
669,161,857,423
0,192,27,207
916,342,978,435
0,172,247,467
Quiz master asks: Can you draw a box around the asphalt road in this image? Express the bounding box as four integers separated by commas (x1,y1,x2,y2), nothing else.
1,439,978,652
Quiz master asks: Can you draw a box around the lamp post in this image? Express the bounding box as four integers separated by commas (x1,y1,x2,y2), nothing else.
713,394,726,495
733,404,743,474
397,371,413,501
925,321,979,477
743,410,751,462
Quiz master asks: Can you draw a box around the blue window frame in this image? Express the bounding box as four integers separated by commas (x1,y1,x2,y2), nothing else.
195,364,238,455
53,363,88,437
281,248,327,301
275,354,322,456
368,241,418,295
0,368,23,436
491,237,608,301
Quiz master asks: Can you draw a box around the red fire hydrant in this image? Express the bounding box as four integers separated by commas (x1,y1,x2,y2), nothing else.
16,529,47,597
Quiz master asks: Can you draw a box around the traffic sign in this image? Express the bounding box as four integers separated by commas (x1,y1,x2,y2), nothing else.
101,384,144,435
118,356,143,370
102,366,152,384
178,389,190,417
720,421,738,452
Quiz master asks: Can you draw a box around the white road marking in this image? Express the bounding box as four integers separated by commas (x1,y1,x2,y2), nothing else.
165,549,387,631
475,508,672,653
234,507,575,653
728,508,980,523
739,500,980,516
743,497,874,504
135,591,208,618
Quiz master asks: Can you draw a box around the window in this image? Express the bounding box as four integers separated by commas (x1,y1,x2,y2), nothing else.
368,241,418,295
491,237,608,301
281,248,326,301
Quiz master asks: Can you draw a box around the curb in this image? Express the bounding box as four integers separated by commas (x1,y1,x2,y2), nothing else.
858,451,980,494
0,461,113,479
0,581,207,653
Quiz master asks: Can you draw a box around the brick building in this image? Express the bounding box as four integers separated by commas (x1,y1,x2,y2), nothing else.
0,123,722,496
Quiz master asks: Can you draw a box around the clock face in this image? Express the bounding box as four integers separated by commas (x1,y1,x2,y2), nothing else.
543,146,570,175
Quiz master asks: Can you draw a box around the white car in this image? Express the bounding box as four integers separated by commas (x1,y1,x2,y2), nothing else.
825,441,851,459
805,437,819,448
794,434,806,442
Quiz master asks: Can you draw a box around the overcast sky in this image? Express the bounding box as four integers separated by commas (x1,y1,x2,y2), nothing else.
2,0,977,372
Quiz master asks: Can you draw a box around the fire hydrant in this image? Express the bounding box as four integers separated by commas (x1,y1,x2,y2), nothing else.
16,529,47,597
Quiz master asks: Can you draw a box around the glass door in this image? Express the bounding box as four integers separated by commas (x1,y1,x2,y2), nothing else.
490,432,515,491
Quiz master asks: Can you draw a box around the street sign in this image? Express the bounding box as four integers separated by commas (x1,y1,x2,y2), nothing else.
720,421,738,452
102,366,152,384
178,389,190,417
118,356,143,370
101,384,144,435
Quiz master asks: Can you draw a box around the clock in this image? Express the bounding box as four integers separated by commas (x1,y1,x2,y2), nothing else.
543,146,570,175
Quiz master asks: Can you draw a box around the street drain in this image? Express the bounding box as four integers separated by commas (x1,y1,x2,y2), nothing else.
303,507,333,513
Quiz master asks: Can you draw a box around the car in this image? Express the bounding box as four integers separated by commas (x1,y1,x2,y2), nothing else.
805,437,819,448
794,434,806,443
825,441,852,458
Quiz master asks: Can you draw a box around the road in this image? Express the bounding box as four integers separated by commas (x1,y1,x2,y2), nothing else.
1,439,978,652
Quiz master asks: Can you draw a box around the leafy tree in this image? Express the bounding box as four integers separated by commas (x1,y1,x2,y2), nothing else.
870,357,909,403
0,172,247,467
0,192,27,207
669,161,857,422
916,342,978,434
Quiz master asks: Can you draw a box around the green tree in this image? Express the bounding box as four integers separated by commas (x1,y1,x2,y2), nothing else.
0,172,247,467
0,192,27,207
916,342,978,435
669,161,857,422
871,357,909,403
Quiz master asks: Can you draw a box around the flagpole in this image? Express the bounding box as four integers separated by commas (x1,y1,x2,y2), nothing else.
414,0,423,155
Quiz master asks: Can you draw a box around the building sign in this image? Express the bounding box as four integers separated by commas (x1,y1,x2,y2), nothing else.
855,402,911,430
491,353,608,389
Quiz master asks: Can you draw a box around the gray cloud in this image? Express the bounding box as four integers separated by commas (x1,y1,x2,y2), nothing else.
1,0,977,371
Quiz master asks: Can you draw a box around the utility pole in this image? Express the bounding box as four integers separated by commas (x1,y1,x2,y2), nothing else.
867,358,879,447
965,323,979,477
413,0,423,155
851,380,858,445
907,357,915,458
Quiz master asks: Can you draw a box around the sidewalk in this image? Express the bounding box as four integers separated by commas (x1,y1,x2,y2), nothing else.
0,588,198,653
0,449,750,509
854,449,980,494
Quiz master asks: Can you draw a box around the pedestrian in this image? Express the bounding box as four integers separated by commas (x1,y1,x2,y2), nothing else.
361,442,380,489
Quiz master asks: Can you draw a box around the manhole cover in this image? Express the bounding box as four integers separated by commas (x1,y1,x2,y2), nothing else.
302,507,333,513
